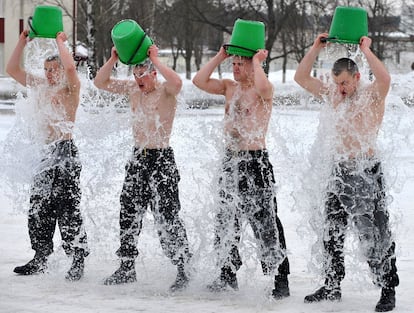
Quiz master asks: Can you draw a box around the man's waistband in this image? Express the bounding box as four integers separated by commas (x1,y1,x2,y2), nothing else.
132,146,174,158
336,157,381,174
46,139,74,146
225,148,268,159
40,139,79,160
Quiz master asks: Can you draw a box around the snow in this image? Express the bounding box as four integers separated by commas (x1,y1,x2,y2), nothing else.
76,44,88,58
0,77,26,99
0,69,414,313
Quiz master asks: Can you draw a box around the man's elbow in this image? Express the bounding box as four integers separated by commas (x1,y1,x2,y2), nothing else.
92,74,103,88
6,64,16,77
175,78,183,92
169,79,182,95
93,79,103,89
294,72,308,88
93,72,105,88
383,73,391,86
192,76,204,89
293,71,301,84
256,84,273,99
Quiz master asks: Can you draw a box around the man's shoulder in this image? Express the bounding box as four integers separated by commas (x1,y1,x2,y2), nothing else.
125,83,140,96
223,78,236,84
55,84,80,99
360,81,387,100
223,78,238,90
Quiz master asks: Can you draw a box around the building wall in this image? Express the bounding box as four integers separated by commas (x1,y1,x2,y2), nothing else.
0,0,5,74
0,0,73,76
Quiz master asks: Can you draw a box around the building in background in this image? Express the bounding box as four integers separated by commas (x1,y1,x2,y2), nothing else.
0,0,74,76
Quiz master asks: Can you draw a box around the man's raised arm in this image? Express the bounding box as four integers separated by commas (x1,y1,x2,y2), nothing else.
359,36,390,100
6,30,30,87
192,47,229,95
94,47,130,94
294,33,329,99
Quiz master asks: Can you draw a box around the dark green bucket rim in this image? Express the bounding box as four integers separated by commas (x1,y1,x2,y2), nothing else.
119,32,152,65
321,37,361,45
27,15,62,38
223,44,257,57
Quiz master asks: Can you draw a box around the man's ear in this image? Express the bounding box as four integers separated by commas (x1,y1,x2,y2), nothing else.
355,72,361,81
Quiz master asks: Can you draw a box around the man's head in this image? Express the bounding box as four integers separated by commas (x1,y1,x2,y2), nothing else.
232,55,253,82
331,58,361,98
44,55,64,86
133,59,157,93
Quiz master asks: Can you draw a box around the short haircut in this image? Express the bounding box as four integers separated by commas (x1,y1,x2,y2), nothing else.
134,59,155,72
332,58,359,76
233,55,252,61
45,55,61,63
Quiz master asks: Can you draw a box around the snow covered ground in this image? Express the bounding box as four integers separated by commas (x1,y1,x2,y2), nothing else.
0,68,413,313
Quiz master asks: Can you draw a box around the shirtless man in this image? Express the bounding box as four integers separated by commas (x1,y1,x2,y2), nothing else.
94,45,192,291
193,47,290,299
6,30,89,281
294,33,399,312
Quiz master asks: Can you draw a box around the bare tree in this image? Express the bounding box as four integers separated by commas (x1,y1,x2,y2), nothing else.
361,0,399,60
184,0,306,75
54,0,404,79
155,0,214,78
400,0,414,35
76,0,155,72
85,0,97,79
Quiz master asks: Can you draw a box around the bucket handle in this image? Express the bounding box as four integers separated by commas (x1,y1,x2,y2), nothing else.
126,32,149,65
28,16,38,36
320,37,338,43
223,44,258,55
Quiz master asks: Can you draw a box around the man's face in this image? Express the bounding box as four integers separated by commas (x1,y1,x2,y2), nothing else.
332,71,360,98
44,60,63,86
232,56,252,82
133,66,156,93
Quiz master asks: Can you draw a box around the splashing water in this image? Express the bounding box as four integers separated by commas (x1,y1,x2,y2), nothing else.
291,43,410,290
1,39,413,302
0,40,275,295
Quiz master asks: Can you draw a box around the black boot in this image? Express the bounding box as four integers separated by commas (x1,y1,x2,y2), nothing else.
304,285,341,303
272,275,290,299
207,266,238,292
104,259,136,285
65,253,85,281
13,253,47,275
170,264,189,292
375,287,396,312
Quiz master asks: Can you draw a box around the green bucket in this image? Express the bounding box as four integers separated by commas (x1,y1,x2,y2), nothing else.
28,5,64,39
111,19,153,65
327,6,368,44
224,19,265,57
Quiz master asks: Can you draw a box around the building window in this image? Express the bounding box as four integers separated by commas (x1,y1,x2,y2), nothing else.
0,44,3,75
0,18,4,43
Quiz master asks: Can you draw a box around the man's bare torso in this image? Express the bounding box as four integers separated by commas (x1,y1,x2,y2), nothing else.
330,84,384,159
223,82,272,151
34,83,79,143
129,83,176,149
